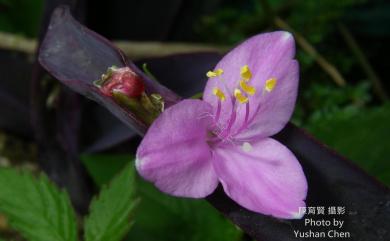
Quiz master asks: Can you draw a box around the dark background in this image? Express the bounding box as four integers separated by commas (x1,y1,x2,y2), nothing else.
0,0,389,240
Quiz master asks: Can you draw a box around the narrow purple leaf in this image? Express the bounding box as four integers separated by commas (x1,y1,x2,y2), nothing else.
39,6,180,135
81,104,136,153
39,6,127,89
32,0,95,213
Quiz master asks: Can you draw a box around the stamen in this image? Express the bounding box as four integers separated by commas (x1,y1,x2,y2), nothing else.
213,87,226,101
234,89,248,104
233,101,250,136
226,111,237,135
240,80,256,96
215,100,222,122
219,109,236,140
217,77,235,105
265,78,277,92
240,65,252,81
216,96,238,140
215,69,224,76
244,102,250,126
206,68,224,78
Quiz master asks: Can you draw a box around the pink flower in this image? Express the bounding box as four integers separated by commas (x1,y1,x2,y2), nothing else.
135,31,308,219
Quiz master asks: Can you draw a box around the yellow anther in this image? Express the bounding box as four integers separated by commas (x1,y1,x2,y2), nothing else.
215,69,224,76
206,68,224,78
240,65,252,81
234,89,249,104
265,78,277,92
206,71,217,78
213,87,226,101
240,80,256,96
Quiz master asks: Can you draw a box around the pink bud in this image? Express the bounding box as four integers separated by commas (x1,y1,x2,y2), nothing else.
101,67,145,97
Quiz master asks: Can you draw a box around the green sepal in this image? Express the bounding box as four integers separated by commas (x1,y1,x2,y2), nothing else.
142,63,158,82
112,91,157,124
93,65,117,87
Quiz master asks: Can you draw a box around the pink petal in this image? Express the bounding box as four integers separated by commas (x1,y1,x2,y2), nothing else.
235,61,298,140
136,99,218,198
212,138,307,219
203,31,298,138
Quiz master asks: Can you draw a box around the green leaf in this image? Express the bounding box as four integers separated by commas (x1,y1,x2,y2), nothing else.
84,162,139,241
81,154,131,186
0,0,44,37
0,168,78,241
81,155,243,241
128,178,242,241
308,103,390,185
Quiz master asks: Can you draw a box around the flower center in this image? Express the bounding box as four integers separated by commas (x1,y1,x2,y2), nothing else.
206,65,277,143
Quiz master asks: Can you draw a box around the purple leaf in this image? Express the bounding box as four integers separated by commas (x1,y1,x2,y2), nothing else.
39,6,127,88
39,6,180,135
81,104,136,153
32,0,95,213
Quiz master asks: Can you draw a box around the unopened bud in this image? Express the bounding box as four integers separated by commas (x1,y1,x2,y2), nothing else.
95,66,165,125
95,66,145,98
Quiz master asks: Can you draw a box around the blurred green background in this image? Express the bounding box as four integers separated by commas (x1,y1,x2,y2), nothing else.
0,0,389,240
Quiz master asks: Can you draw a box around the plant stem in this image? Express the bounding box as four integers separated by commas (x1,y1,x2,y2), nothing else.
338,23,388,101
273,17,346,86
0,31,227,59
259,0,347,87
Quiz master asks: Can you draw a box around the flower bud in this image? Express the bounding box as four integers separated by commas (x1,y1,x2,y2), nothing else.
95,66,165,125
97,66,145,98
